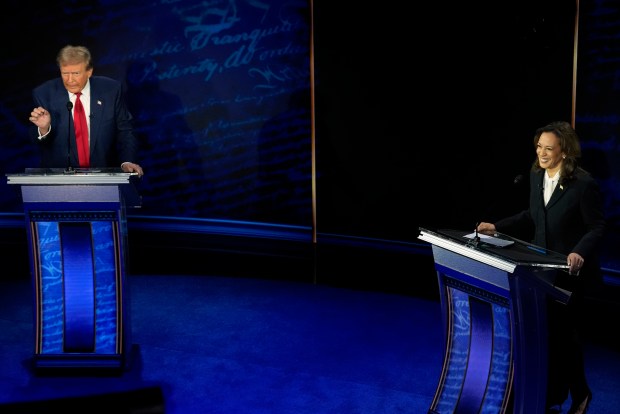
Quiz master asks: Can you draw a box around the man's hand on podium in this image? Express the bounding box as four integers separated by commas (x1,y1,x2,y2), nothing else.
121,162,144,178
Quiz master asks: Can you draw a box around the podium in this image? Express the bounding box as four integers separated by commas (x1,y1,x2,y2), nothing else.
6,168,141,372
418,228,571,414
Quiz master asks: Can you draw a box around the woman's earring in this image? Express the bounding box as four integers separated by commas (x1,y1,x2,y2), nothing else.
562,155,566,159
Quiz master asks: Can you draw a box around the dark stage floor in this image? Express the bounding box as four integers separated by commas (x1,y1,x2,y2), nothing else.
0,274,619,413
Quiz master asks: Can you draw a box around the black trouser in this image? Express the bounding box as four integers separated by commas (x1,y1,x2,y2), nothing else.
546,276,589,407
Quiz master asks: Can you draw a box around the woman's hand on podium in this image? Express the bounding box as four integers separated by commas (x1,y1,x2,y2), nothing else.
476,222,496,236
567,252,584,276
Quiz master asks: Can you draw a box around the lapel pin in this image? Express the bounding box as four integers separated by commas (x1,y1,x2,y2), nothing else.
97,100,102,106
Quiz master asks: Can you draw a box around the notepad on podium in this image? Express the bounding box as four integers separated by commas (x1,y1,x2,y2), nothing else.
464,232,515,247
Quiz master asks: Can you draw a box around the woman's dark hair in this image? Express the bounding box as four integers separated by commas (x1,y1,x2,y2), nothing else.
531,121,583,182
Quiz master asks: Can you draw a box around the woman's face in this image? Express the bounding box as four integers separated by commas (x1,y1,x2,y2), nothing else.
536,131,564,175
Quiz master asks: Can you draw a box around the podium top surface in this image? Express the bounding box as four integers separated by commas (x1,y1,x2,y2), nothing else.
419,227,569,272
6,168,139,185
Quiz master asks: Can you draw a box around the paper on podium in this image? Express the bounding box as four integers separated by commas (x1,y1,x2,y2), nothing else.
464,232,515,248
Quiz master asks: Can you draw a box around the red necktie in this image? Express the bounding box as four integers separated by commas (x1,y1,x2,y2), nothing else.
74,92,89,167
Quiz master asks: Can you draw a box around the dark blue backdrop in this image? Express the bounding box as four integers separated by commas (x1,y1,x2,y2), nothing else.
0,1,619,275
0,0,312,226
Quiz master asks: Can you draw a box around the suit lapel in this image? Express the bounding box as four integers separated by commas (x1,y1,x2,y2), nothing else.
546,179,567,209
88,80,102,154
535,171,546,208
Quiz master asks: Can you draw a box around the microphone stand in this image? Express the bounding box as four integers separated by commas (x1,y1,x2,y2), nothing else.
65,101,74,174
473,222,481,247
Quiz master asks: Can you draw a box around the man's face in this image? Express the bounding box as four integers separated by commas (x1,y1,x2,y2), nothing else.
60,63,93,94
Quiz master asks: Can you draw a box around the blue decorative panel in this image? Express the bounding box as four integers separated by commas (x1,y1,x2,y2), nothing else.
36,221,64,354
33,216,121,356
484,303,512,413
92,220,119,354
434,288,469,413
61,222,96,353
432,283,512,414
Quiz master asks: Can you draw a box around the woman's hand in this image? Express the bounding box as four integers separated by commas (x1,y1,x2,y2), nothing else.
567,252,584,275
476,222,496,236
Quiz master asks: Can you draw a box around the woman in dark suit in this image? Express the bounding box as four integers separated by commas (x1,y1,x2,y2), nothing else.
477,121,606,414
28,44,143,176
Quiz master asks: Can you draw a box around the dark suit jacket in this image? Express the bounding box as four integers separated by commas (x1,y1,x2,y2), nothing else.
30,76,139,169
495,168,606,279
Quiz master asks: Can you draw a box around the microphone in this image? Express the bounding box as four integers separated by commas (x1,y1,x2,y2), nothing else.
65,101,73,173
473,221,481,247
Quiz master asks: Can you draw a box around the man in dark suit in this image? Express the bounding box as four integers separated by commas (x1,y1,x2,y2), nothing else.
28,44,143,176
477,121,605,414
